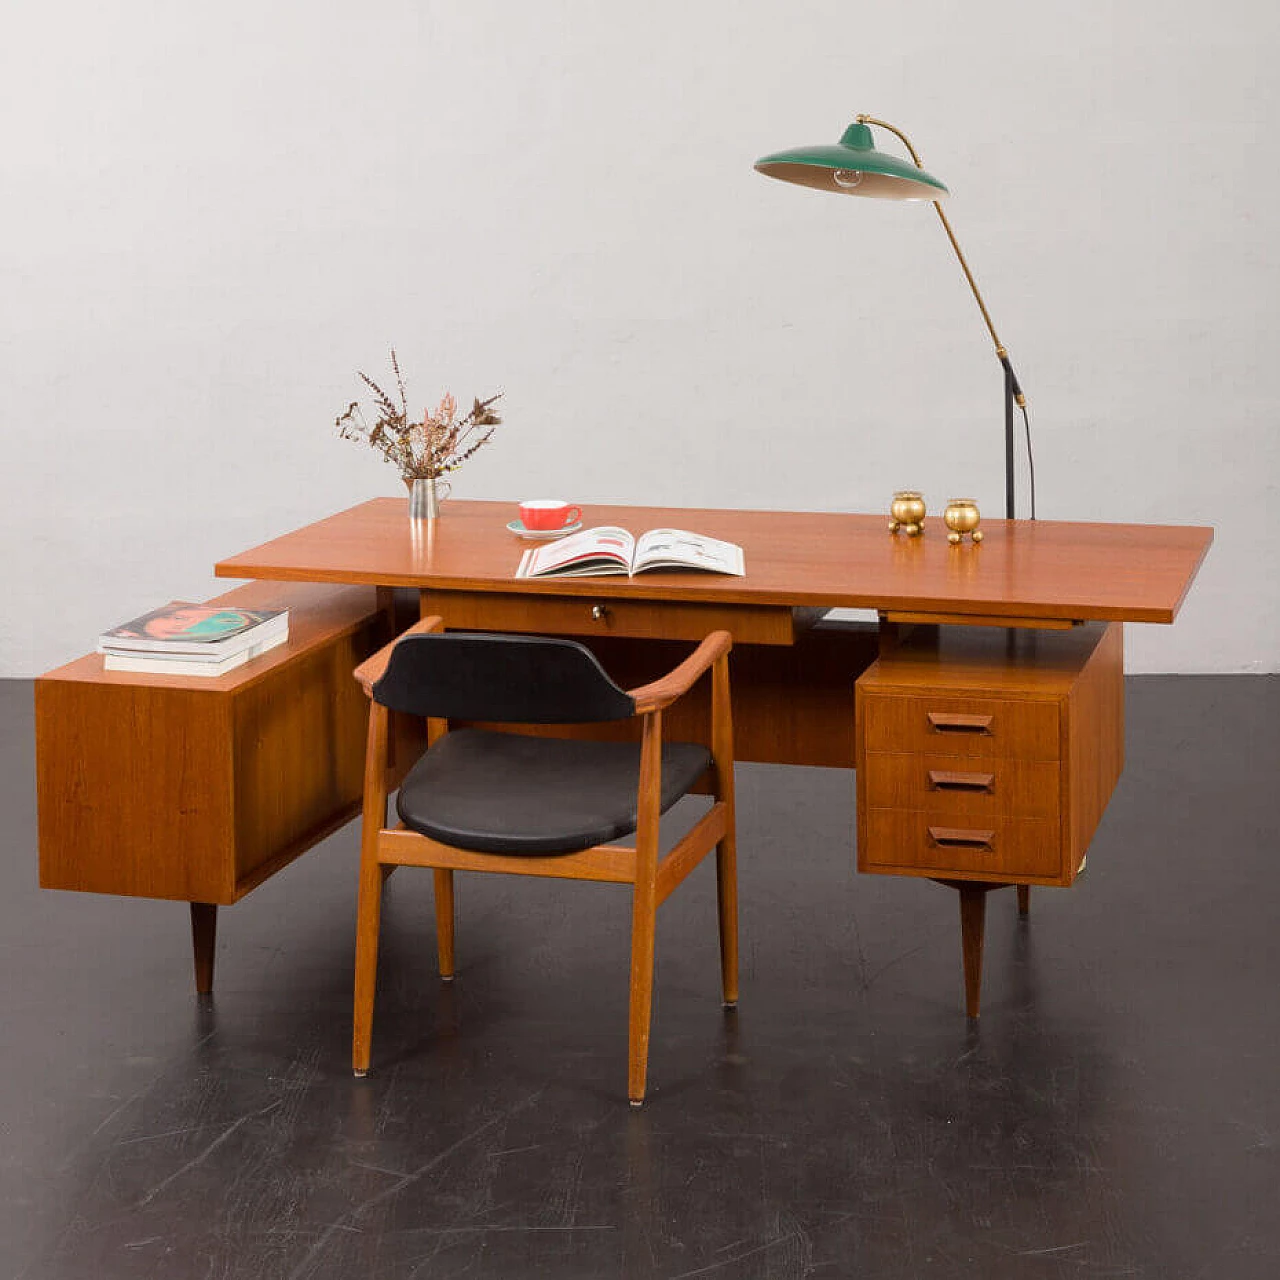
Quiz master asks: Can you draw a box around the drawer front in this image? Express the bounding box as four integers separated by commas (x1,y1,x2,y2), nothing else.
862,752,1060,821
862,808,1063,880
860,692,1060,761
425,589,797,646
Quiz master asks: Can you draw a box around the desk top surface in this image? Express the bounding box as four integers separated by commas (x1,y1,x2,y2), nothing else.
215,499,1212,625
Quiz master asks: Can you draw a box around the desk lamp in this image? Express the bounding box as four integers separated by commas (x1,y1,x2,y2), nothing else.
755,115,1033,519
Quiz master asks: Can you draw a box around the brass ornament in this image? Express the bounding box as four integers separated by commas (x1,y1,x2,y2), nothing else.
888,490,926,537
943,498,983,544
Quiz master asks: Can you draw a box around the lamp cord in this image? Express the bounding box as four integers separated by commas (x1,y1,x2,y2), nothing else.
1021,402,1036,520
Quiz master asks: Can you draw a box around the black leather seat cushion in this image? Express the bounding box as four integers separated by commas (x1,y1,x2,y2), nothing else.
396,729,713,855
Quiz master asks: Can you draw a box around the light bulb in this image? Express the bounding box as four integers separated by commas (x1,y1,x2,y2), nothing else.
833,169,864,190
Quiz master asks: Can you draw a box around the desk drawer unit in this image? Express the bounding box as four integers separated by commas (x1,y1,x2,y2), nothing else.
856,623,1124,887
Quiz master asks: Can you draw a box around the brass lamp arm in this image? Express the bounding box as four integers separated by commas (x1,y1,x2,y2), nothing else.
855,114,1022,405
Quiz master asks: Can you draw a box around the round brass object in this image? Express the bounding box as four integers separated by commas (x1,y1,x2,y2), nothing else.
889,490,926,537
943,498,982,544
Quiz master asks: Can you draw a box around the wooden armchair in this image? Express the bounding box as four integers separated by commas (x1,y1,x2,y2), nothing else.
351,618,737,1106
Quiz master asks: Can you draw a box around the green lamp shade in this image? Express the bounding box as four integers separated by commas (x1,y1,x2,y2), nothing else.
754,122,948,200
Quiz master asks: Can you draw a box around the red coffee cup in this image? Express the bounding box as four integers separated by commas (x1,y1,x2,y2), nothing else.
519,500,582,531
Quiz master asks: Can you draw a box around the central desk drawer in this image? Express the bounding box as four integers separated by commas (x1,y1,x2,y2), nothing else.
423,590,799,646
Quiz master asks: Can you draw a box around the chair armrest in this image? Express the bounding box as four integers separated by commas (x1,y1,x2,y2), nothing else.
628,630,732,714
353,615,445,697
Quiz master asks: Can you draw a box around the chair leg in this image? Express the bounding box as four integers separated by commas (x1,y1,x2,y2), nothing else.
628,882,658,1107
628,709,665,1107
352,857,387,1077
715,823,739,1008
710,653,738,1009
433,868,456,980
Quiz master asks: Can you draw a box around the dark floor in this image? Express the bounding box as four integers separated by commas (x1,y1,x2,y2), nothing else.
2,676,1277,1279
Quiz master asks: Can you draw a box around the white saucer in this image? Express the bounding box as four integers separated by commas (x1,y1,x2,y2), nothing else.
507,519,583,541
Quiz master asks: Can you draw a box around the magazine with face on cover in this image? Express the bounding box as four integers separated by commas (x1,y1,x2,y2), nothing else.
98,602,289,655
515,526,745,579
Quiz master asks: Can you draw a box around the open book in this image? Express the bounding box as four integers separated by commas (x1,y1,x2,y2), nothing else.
516,526,746,579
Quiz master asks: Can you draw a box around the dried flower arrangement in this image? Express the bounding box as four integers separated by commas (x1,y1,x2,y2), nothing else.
336,349,503,482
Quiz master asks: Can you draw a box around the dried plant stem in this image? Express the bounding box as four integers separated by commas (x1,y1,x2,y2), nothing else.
336,349,502,482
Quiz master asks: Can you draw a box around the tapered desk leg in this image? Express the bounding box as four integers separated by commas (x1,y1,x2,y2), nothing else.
935,879,1010,1017
190,902,217,995
957,885,988,1018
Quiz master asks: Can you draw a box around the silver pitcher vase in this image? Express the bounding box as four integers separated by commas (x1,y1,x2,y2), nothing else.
408,477,449,520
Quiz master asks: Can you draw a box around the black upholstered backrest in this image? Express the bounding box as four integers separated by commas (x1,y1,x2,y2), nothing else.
372,632,636,724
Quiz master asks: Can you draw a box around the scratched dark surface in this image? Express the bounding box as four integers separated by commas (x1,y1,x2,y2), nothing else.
2,675,1277,1279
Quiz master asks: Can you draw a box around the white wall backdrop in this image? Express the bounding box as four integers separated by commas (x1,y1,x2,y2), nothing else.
3,0,1277,674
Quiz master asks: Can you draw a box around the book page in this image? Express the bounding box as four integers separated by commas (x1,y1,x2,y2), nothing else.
516,526,636,578
633,529,746,576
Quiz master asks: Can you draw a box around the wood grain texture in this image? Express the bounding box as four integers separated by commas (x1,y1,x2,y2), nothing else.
483,623,879,769
863,809,1063,880
377,829,639,883
711,647,739,1008
37,677,238,901
1064,622,1125,877
856,623,1124,890
420,588,797,646
654,805,728,906
37,581,384,905
629,630,732,713
190,902,217,995
214,497,1212,625
628,710,663,1104
863,753,1060,819
861,693,1061,761
352,700,389,1075
958,883,992,1018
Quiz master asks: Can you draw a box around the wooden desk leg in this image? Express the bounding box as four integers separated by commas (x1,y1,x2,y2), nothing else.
1016,885,1030,916
935,879,1009,1017
190,902,217,995
957,884,988,1018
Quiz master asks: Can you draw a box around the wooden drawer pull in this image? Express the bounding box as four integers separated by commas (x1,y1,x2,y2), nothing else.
927,769,995,794
927,712,994,735
928,826,995,851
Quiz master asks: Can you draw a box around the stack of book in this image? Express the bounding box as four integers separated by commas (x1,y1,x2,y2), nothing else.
97,602,290,676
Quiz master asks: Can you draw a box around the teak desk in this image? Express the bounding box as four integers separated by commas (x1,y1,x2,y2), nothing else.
212,499,1210,1012
37,499,1211,1013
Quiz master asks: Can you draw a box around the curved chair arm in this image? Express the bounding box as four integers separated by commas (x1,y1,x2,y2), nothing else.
354,615,445,697
628,630,732,714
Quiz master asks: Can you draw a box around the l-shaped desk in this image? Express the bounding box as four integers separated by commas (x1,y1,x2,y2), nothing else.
37,499,1212,1013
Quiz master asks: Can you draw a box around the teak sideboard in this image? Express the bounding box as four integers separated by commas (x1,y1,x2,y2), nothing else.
37,499,1211,1012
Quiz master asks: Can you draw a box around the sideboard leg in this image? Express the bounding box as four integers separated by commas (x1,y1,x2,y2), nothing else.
190,902,217,995
957,884,989,1018
1016,884,1030,916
